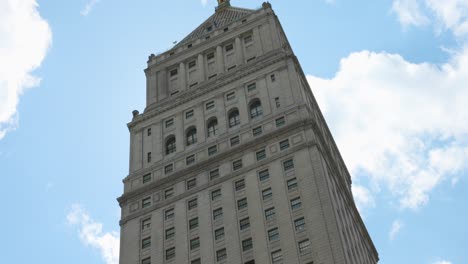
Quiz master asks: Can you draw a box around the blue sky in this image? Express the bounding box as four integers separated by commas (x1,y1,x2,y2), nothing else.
0,0,467,263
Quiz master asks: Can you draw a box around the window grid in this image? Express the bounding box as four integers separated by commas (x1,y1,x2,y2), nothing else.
213,208,223,220
210,168,220,180
166,247,175,260
283,159,295,171
165,188,174,199
262,188,273,200
142,197,151,208
287,177,298,190
239,217,250,230
299,239,311,253
142,173,151,184
291,197,302,210
164,164,174,174
233,159,243,171
208,145,218,156
165,227,175,240
271,249,282,264
215,227,225,240
256,149,266,161
165,118,174,128
206,101,215,110
268,227,279,241
141,218,151,230
189,217,199,230
186,178,197,190
235,179,245,191
211,189,221,200
279,139,290,151
252,126,263,136
190,237,200,250
258,169,270,181
275,117,285,127
216,248,227,262
142,237,151,249
230,135,240,146
165,208,174,220
186,155,195,165
188,198,198,210
242,238,253,251
237,197,248,210
265,207,276,221
295,217,306,231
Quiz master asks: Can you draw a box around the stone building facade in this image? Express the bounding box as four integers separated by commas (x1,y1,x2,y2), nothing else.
118,1,379,263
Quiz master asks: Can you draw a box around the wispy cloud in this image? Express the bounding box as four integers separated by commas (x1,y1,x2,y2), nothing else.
389,219,403,240
433,260,453,264
0,0,52,140
201,0,209,6
67,204,119,264
81,0,101,16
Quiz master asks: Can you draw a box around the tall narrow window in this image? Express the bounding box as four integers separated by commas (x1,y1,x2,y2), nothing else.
141,237,151,249
249,100,263,119
228,109,240,128
242,238,253,251
207,118,218,137
166,247,175,260
147,152,152,163
186,127,197,146
165,136,176,155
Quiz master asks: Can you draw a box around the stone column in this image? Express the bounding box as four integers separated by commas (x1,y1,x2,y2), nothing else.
157,69,168,100
179,62,186,91
235,37,244,66
216,45,225,74
253,26,263,56
198,54,205,82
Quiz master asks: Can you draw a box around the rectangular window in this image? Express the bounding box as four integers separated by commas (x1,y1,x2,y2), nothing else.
270,74,276,82
268,227,279,241
213,208,223,220
224,27,229,32
258,169,270,181
244,35,253,44
165,188,174,199
170,69,178,77
247,82,256,92
287,177,298,190
283,159,295,171
233,159,242,171
294,217,306,231
225,44,234,52
189,217,199,230
242,238,253,251
165,208,174,220
265,207,275,221
142,173,151,184
147,128,152,136
275,117,285,127
147,152,152,163
141,257,151,264
141,218,151,230
187,43,193,48
235,179,245,191
262,188,273,200
206,101,215,110
186,155,195,165
209,73,217,79
170,90,179,96
142,197,151,208
165,118,174,128
280,139,290,151
191,258,201,264
239,217,250,230
165,227,175,240
164,164,173,174
166,247,175,260
216,248,227,262
252,126,263,136
275,97,281,108
189,82,198,88
237,197,248,210
188,198,198,210
142,237,151,249
211,189,221,200
290,197,302,210
271,250,282,264
186,178,197,190
188,60,196,69
185,109,194,119
226,91,236,101
299,239,311,253
227,65,237,71
210,168,220,180
207,52,215,61
215,227,225,240
256,149,266,161
190,237,200,250
208,145,218,156
230,135,240,146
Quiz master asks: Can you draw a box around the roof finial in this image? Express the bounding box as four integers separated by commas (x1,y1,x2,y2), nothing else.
216,0,231,12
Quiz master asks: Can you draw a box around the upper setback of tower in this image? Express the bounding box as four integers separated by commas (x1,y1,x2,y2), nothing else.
125,1,353,204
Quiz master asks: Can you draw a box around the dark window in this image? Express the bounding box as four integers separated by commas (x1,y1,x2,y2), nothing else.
213,208,223,220
291,197,302,210
211,189,221,200
223,27,229,32
188,60,196,69
228,109,240,127
230,135,240,146
270,74,276,82
262,188,272,200
233,159,242,170
190,237,200,250
206,101,215,110
258,169,270,181
280,139,290,151
141,218,151,230
268,227,279,241
237,197,248,210
186,155,195,165
207,119,218,137
244,260,255,264
249,100,263,119
207,52,215,61
166,247,175,260
227,65,237,71
170,90,179,96
252,126,263,136
165,118,174,128
299,239,311,253
287,178,298,190
186,110,194,119
207,25,213,32
191,258,201,264
186,128,197,146
239,217,250,230
256,149,266,161
247,82,256,92
294,217,306,231
170,69,178,77
165,208,174,220
165,188,174,199
141,257,151,264
216,248,227,261
188,198,198,210
186,178,197,190
215,227,225,240
189,82,198,88
208,145,218,156
275,97,280,108
210,168,220,180
147,152,152,163
242,238,253,251
166,136,176,154
283,159,294,171
142,197,151,208
226,91,236,101
165,227,175,240
187,43,193,48
265,207,275,221
235,179,245,191
225,43,233,52
275,117,285,127
164,164,173,174
147,128,152,136
142,173,151,184
271,250,282,263
244,35,253,44
142,237,151,249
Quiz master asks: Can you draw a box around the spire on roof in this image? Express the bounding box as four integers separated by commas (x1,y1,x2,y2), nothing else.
216,0,231,12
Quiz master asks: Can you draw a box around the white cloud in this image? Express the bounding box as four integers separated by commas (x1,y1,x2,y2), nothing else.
0,0,52,140
392,0,429,26
201,0,209,6
433,261,453,264
389,219,403,240
67,204,119,264
81,0,101,16
308,46,468,210
352,184,376,213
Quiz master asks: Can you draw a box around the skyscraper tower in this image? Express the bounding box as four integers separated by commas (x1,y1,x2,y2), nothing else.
118,1,379,263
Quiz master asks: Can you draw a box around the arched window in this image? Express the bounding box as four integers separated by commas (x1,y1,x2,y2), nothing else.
249,100,263,119
166,136,176,155
228,109,240,128
186,127,197,146
207,118,218,137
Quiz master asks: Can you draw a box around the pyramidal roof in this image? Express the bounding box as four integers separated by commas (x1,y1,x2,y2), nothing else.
174,5,255,48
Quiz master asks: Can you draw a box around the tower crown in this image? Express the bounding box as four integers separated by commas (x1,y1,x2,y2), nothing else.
216,0,231,11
